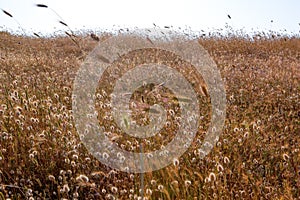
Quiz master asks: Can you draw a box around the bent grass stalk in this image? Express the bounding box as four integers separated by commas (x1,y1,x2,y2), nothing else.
35,4,82,51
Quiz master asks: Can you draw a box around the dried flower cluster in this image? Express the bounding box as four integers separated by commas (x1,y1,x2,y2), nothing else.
0,31,299,199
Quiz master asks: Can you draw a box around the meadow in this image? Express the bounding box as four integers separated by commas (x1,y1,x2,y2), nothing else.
0,31,299,199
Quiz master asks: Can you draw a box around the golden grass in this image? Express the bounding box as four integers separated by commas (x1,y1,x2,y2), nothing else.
0,31,299,199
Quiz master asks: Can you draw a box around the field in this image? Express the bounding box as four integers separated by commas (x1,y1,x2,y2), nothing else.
0,31,299,199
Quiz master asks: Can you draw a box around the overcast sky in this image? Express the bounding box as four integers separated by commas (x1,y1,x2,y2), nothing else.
0,0,299,36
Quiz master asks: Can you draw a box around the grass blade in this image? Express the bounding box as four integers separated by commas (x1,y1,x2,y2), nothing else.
2,9,13,18
36,4,48,8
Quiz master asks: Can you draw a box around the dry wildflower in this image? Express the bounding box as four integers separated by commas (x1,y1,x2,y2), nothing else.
191,157,196,163
59,170,66,176
168,109,175,116
209,172,216,182
147,153,153,158
48,175,55,182
76,174,89,183
14,105,22,113
173,158,180,166
150,179,157,186
217,163,224,172
257,119,262,125
29,153,34,159
102,152,109,159
185,180,192,187
158,184,164,191
223,156,230,164
204,177,210,183
73,192,79,198
111,186,118,193
65,158,70,164
171,180,178,186
72,154,78,160
106,194,116,200
26,188,33,196
146,188,152,195
54,93,59,99
62,184,70,193
282,153,290,161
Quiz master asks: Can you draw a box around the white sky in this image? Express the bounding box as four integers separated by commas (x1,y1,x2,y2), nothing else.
0,0,299,36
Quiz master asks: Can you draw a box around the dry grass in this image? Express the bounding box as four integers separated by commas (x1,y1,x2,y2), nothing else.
0,31,299,199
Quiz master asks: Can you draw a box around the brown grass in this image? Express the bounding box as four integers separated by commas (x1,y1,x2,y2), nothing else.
0,31,299,199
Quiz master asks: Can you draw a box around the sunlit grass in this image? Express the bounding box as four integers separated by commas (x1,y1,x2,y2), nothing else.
0,31,299,199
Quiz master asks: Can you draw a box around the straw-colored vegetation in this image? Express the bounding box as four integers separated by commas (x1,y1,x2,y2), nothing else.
0,31,299,199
